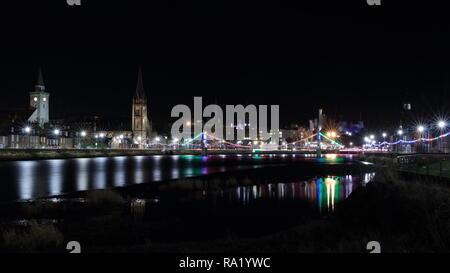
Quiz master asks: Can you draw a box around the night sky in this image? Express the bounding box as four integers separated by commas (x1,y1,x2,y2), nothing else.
0,1,449,131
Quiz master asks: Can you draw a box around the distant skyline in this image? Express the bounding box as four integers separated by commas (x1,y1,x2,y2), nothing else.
0,1,449,130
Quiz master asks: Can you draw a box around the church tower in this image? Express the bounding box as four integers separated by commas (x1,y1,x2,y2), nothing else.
132,68,151,142
28,68,50,127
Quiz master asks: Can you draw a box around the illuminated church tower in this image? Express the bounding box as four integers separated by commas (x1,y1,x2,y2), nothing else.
132,68,151,141
28,68,50,127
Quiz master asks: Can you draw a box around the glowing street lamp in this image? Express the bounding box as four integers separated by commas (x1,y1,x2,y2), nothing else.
382,132,387,138
417,125,425,133
155,137,160,142
370,134,375,140
54,129,60,135
80,131,87,137
327,131,337,138
437,121,447,151
24,126,31,134
397,129,403,136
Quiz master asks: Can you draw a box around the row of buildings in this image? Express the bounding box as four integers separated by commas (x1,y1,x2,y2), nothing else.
0,68,153,149
0,67,369,150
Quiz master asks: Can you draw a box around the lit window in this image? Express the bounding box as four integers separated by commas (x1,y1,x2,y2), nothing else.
43,98,47,102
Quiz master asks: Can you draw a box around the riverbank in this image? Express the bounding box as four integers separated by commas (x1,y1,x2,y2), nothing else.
0,161,374,252
2,161,449,253
0,148,352,161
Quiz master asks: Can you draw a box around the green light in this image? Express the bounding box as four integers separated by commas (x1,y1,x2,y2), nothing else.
319,132,344,147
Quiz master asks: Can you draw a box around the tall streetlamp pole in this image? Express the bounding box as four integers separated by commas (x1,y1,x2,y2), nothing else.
417,125,425,153
397,129,403,153
316,109,322,158
438,121,446,153
25,126,31,149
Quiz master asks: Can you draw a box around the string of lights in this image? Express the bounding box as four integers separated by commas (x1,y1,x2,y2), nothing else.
368,130,450,148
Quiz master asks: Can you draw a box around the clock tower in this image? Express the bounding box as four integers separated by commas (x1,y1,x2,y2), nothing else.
28,68,50,127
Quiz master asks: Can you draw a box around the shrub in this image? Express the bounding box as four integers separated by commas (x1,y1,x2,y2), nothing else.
86,189,125,206
225,177,238,186
2,223,64,252
20,202,65,218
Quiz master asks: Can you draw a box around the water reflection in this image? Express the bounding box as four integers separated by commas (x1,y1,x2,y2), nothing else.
17,161,36,200
1,154,362,201
94,157,107,189
212,173,375,213
76,158,89,191
48,160,63,196
114,157,126,187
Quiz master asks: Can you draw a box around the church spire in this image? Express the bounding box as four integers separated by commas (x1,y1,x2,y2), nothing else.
135,67,145,99
35,67,45,92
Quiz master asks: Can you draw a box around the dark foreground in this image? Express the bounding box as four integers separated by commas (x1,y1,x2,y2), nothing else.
0,162,449,253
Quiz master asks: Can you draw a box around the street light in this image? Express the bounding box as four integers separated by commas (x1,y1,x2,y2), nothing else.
437,120,447,152
397,129,403,136
417,125,425,133
370,134,375,140
54,129,60,135
80,131,87,137
24,126,31,148
382,132,387,138
155,137,160,142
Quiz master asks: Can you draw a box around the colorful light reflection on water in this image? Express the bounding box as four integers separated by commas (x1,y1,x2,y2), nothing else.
0,153,360,201
196,173,375,214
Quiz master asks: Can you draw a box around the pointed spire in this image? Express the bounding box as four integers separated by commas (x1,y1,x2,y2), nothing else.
135,67,145,99
35,67,45,92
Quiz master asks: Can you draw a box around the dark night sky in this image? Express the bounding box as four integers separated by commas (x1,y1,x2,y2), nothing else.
0,0,449,131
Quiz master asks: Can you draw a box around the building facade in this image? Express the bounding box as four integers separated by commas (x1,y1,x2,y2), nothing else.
131,68,151,142
28,68,50,127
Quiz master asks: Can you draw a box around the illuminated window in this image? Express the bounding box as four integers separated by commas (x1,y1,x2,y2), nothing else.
43,97,47,102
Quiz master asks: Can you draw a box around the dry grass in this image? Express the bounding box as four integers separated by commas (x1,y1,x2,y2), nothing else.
2,223,64,252
86,189,125,206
